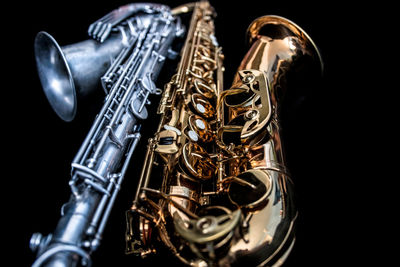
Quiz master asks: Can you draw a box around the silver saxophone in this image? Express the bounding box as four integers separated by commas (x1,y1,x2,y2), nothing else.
30,3,184,267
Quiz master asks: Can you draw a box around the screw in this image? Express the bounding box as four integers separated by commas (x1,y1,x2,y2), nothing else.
242,73,255,84
30,233,43,252
245,110,258,120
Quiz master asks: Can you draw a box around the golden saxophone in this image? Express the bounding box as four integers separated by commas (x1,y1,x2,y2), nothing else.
126,1,323,266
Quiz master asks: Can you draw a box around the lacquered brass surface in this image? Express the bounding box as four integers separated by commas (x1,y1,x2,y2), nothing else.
126,6,322,267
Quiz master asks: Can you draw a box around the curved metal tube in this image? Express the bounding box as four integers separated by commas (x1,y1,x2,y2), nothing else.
30,3,183,267
125,8,322,267
34,30,127,122
221,15,323,266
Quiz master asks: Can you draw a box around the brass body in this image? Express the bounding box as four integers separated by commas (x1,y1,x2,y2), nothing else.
126,2,323,266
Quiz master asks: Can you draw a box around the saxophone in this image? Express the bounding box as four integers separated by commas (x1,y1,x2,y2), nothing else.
30,3,184,267
125,1,323,266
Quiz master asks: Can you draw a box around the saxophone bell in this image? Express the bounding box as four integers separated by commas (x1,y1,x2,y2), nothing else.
34,3,180,122
34,31,127,122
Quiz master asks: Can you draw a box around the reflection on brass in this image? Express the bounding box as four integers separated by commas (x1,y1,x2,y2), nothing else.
126,4,322,266
182,142,216,180
191,93,216,119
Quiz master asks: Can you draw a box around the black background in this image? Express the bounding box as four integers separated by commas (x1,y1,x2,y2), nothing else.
4,0,381,266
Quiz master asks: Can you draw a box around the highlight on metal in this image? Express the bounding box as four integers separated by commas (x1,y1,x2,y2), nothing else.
31,3,184,266
125,1,323,266
30,1,323,266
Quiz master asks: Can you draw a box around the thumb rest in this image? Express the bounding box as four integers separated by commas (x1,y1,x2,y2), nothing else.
126,1,323,266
